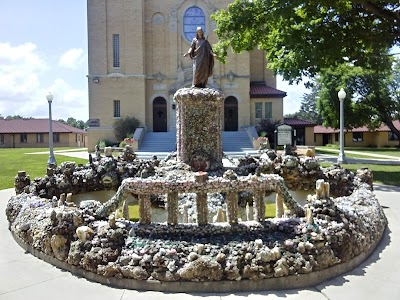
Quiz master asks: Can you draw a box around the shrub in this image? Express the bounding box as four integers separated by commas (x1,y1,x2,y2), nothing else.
256,119,282,148
113,116,141,141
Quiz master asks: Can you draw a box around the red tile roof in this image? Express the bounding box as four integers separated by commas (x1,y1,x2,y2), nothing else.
0,119,86,134
314,120,400,134
250,81,287,98
314,125,337,134
284,118,316,127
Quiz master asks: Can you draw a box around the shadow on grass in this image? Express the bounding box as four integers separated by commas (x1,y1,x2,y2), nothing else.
371,170,400,187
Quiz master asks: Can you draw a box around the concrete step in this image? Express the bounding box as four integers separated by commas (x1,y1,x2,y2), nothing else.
139,132,177,152
139,131,254,153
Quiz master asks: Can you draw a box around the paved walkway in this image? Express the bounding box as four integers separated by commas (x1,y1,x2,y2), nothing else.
25,148,400,165
315,148,400,165
1,185,399,299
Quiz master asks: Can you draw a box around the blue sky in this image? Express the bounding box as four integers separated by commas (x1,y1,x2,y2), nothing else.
0,0,305,121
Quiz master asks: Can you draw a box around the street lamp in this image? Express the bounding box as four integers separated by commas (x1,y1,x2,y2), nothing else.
46,92,57,166
337,88,347,164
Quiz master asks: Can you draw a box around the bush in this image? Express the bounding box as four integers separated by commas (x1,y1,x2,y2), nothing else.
97,139,114,148
256,119,282,148
113,116,141,141
119,141,128,148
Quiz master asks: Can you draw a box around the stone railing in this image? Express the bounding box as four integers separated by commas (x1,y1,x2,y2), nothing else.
95,172,305,224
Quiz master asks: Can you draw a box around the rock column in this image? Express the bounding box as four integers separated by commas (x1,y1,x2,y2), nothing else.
276,193,284,218
195,172,209,225
138,195,151,225
174,88,224,171
167,191,179,225
226,191,239,224
253,190,265,222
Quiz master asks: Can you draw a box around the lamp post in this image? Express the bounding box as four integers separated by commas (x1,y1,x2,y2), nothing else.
337,88,347,164
46,92,57,166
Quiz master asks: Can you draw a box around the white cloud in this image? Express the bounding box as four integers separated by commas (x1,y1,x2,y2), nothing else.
0,42,88,121
0,42,47,96
59,48,85,70
46,78,88,120
276,76,310,115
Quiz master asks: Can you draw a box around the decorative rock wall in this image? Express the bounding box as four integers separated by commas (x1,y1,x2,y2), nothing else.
5,148,388,292
174,88,224,171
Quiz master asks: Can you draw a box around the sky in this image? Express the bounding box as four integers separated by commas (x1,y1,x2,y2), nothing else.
0,0,306,122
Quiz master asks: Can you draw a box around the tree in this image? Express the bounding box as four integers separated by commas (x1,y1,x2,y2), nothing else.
57,117,87,130
5,115,24,119
113,116,141,142
296,84,323,124
212,0,399,83
317,58,400,145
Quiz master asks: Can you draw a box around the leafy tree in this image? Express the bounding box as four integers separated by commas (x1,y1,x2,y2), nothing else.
113,116,141,142
317,58,400,145
57,117,87,130
284,112,300,119
212,0,399,83
5,115,24,119
297,84,323,124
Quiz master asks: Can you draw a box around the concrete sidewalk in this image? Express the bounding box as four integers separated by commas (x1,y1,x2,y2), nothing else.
0,186,399,299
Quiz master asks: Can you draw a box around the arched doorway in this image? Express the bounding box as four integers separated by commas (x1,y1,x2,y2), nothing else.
153,97,167,132
224,96,238,131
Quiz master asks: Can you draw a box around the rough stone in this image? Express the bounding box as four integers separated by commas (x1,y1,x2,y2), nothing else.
178,256,223,281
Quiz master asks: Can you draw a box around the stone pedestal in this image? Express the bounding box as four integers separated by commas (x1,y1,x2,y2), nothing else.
174,88,224,171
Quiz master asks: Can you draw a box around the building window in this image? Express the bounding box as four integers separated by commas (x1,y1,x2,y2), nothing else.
264,102,272,119
36,133,44,143
352,132,363,142
183,6,205,42
255,102,262,119
113,34,120,68
0,134,4,144
389,131,399,141
53,133,60,143
114,100,121,118
335,133,339,142
20,134,27,143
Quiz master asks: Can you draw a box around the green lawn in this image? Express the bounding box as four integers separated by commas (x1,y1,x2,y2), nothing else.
0,148,88,190
316,145,400,158
320,162,400,186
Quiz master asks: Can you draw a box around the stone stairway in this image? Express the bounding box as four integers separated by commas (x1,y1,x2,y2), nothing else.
137,131,256,159
138,132,177,153
221,131,254,154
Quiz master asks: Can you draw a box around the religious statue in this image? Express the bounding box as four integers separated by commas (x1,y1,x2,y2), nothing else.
183,27,217,88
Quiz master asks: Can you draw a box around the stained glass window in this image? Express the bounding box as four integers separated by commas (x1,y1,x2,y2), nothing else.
183,7,205,42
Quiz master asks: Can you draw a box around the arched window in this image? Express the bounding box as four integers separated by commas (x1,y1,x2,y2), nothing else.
183,6,205,42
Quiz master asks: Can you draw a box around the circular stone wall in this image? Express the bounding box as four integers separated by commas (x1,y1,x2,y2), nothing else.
5,152,387,292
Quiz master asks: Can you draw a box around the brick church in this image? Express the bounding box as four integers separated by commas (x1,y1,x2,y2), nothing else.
86,0,286,150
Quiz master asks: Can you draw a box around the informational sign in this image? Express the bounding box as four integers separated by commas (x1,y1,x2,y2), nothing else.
277,124,292,146
87,119,100,127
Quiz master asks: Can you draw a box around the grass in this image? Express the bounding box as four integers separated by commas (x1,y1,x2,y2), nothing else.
316,145,400,158
0,148,88,190
316,148,391,160
320,162,400,186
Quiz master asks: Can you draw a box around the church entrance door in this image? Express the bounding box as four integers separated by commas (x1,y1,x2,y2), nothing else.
153,97,167,132
224,96,238,131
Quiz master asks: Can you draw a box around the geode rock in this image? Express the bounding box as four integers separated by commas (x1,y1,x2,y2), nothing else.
50,234,69,261
178,256,223,281
120,266,149,280
67,240,83,265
